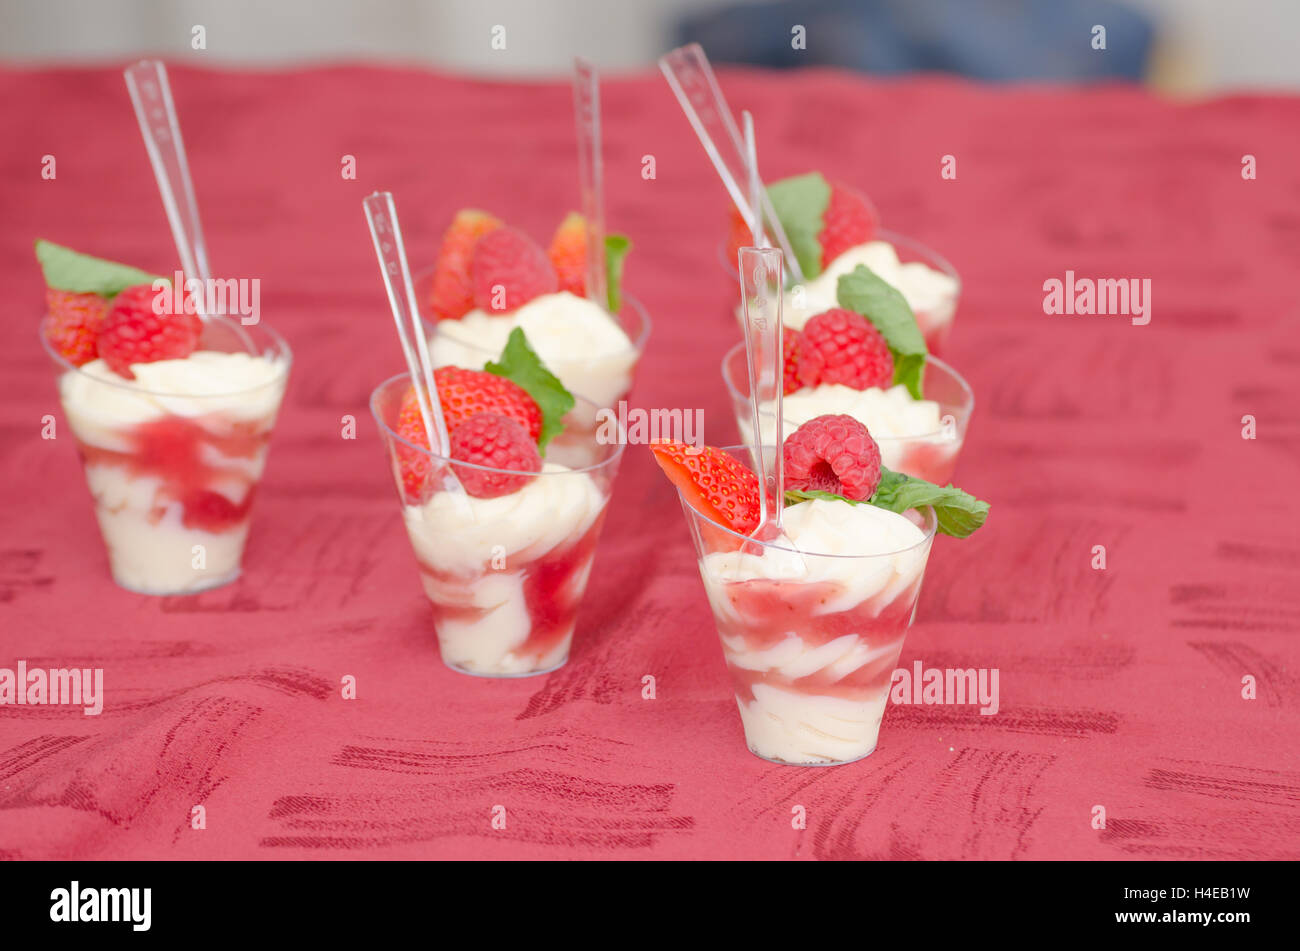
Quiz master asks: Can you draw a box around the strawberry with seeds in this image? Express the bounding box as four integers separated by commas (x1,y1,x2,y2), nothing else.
429,209,502,320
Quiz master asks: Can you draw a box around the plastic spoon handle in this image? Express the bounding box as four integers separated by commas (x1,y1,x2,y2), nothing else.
742,111,764,246
123,61,211,304
363,192,453,458
573,58,608,309
659,43,804,284
739,246,786,536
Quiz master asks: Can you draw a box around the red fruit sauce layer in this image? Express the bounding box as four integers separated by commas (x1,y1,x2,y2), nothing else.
417,511,608,668
712,576,923,704
75,414,275,533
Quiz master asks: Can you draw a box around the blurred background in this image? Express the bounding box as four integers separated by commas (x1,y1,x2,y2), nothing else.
2,0,1297,93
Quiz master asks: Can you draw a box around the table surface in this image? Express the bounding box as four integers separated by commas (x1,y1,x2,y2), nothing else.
1,64,1298,860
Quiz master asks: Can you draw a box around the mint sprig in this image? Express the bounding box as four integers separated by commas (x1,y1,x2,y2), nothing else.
35,240,167,297
484,328,575,453
836,264,928,399
604,234,631,313
784,467,989,539
766,172,831,280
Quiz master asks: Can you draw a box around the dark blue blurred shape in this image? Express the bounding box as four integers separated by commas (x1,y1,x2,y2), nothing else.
676,0,1154,81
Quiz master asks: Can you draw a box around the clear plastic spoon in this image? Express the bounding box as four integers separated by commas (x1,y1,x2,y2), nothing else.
738,245,789,546
659,43,804,285
124,60,256,348
572,58,608,310
363,191,470,508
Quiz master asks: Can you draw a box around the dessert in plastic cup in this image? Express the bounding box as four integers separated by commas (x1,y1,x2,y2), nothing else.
416,210,650,411
723,172,961,354
651,416,989,765
371,331,625,677
721,343,973,486
37,241,290,595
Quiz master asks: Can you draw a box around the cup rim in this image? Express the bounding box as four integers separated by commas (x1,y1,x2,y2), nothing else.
369,371,627,477
717,227,961,291
40,312,293,399
720,341,975,439
411,265,653,359
677,444,938,559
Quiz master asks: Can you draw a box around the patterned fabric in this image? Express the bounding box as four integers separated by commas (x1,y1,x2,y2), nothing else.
1,65,1297,860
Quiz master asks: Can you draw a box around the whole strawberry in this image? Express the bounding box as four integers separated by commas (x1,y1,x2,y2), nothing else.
796,307,894,391
471,227,558,314
399,368,542,445
429,209,502,320
448,412,543,498
783,414,882,501
45,289,109,366
96,284,203,379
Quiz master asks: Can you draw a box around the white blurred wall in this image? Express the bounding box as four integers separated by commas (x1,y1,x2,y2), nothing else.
2,0,1298,91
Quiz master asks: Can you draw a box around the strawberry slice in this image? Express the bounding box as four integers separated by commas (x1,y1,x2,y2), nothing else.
650,441,760,534
547,212,587,296
45,289,109,366
429,209,502,320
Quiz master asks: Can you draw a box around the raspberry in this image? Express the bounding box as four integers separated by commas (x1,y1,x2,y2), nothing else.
796,307,894,391
650,441,760,533
818,182,878,269
429,209,502,320
783,414,882,501
782,328,802,395
400,368,541,444
45,289,108,366
547,212,587,296
96,284,203,379
471,227,557,314
448,412,543,499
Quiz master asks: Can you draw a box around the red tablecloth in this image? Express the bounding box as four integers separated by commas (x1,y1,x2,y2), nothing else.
2,65,1297,860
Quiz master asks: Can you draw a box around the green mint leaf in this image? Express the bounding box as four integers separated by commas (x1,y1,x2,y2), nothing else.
35,239,168,297
604,233,631,313
836,264,928,399
784,467,989,539
868,467,989,538
783,488,860,506
484,327,575,453
766,172,831,280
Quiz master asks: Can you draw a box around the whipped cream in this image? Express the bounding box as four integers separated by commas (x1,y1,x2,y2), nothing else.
701,499,929,616
745,382,944,445
403,462,608,675
428,291,637,408
60,351,288,451
780,240,958,331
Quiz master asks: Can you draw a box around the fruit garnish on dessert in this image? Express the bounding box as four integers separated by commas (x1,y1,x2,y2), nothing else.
394,327,575,501
653,414,988,539
36,240,174,370
96,284,203,379
430,209,633,317
648,442,760,533
428,209,502,320
726,172,877,279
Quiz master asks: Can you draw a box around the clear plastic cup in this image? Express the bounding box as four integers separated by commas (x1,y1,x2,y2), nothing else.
412,268,651,411
677,447,938,765
721,342,974,486
718,228,961,355
371,373,625,677
41,315,291,594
